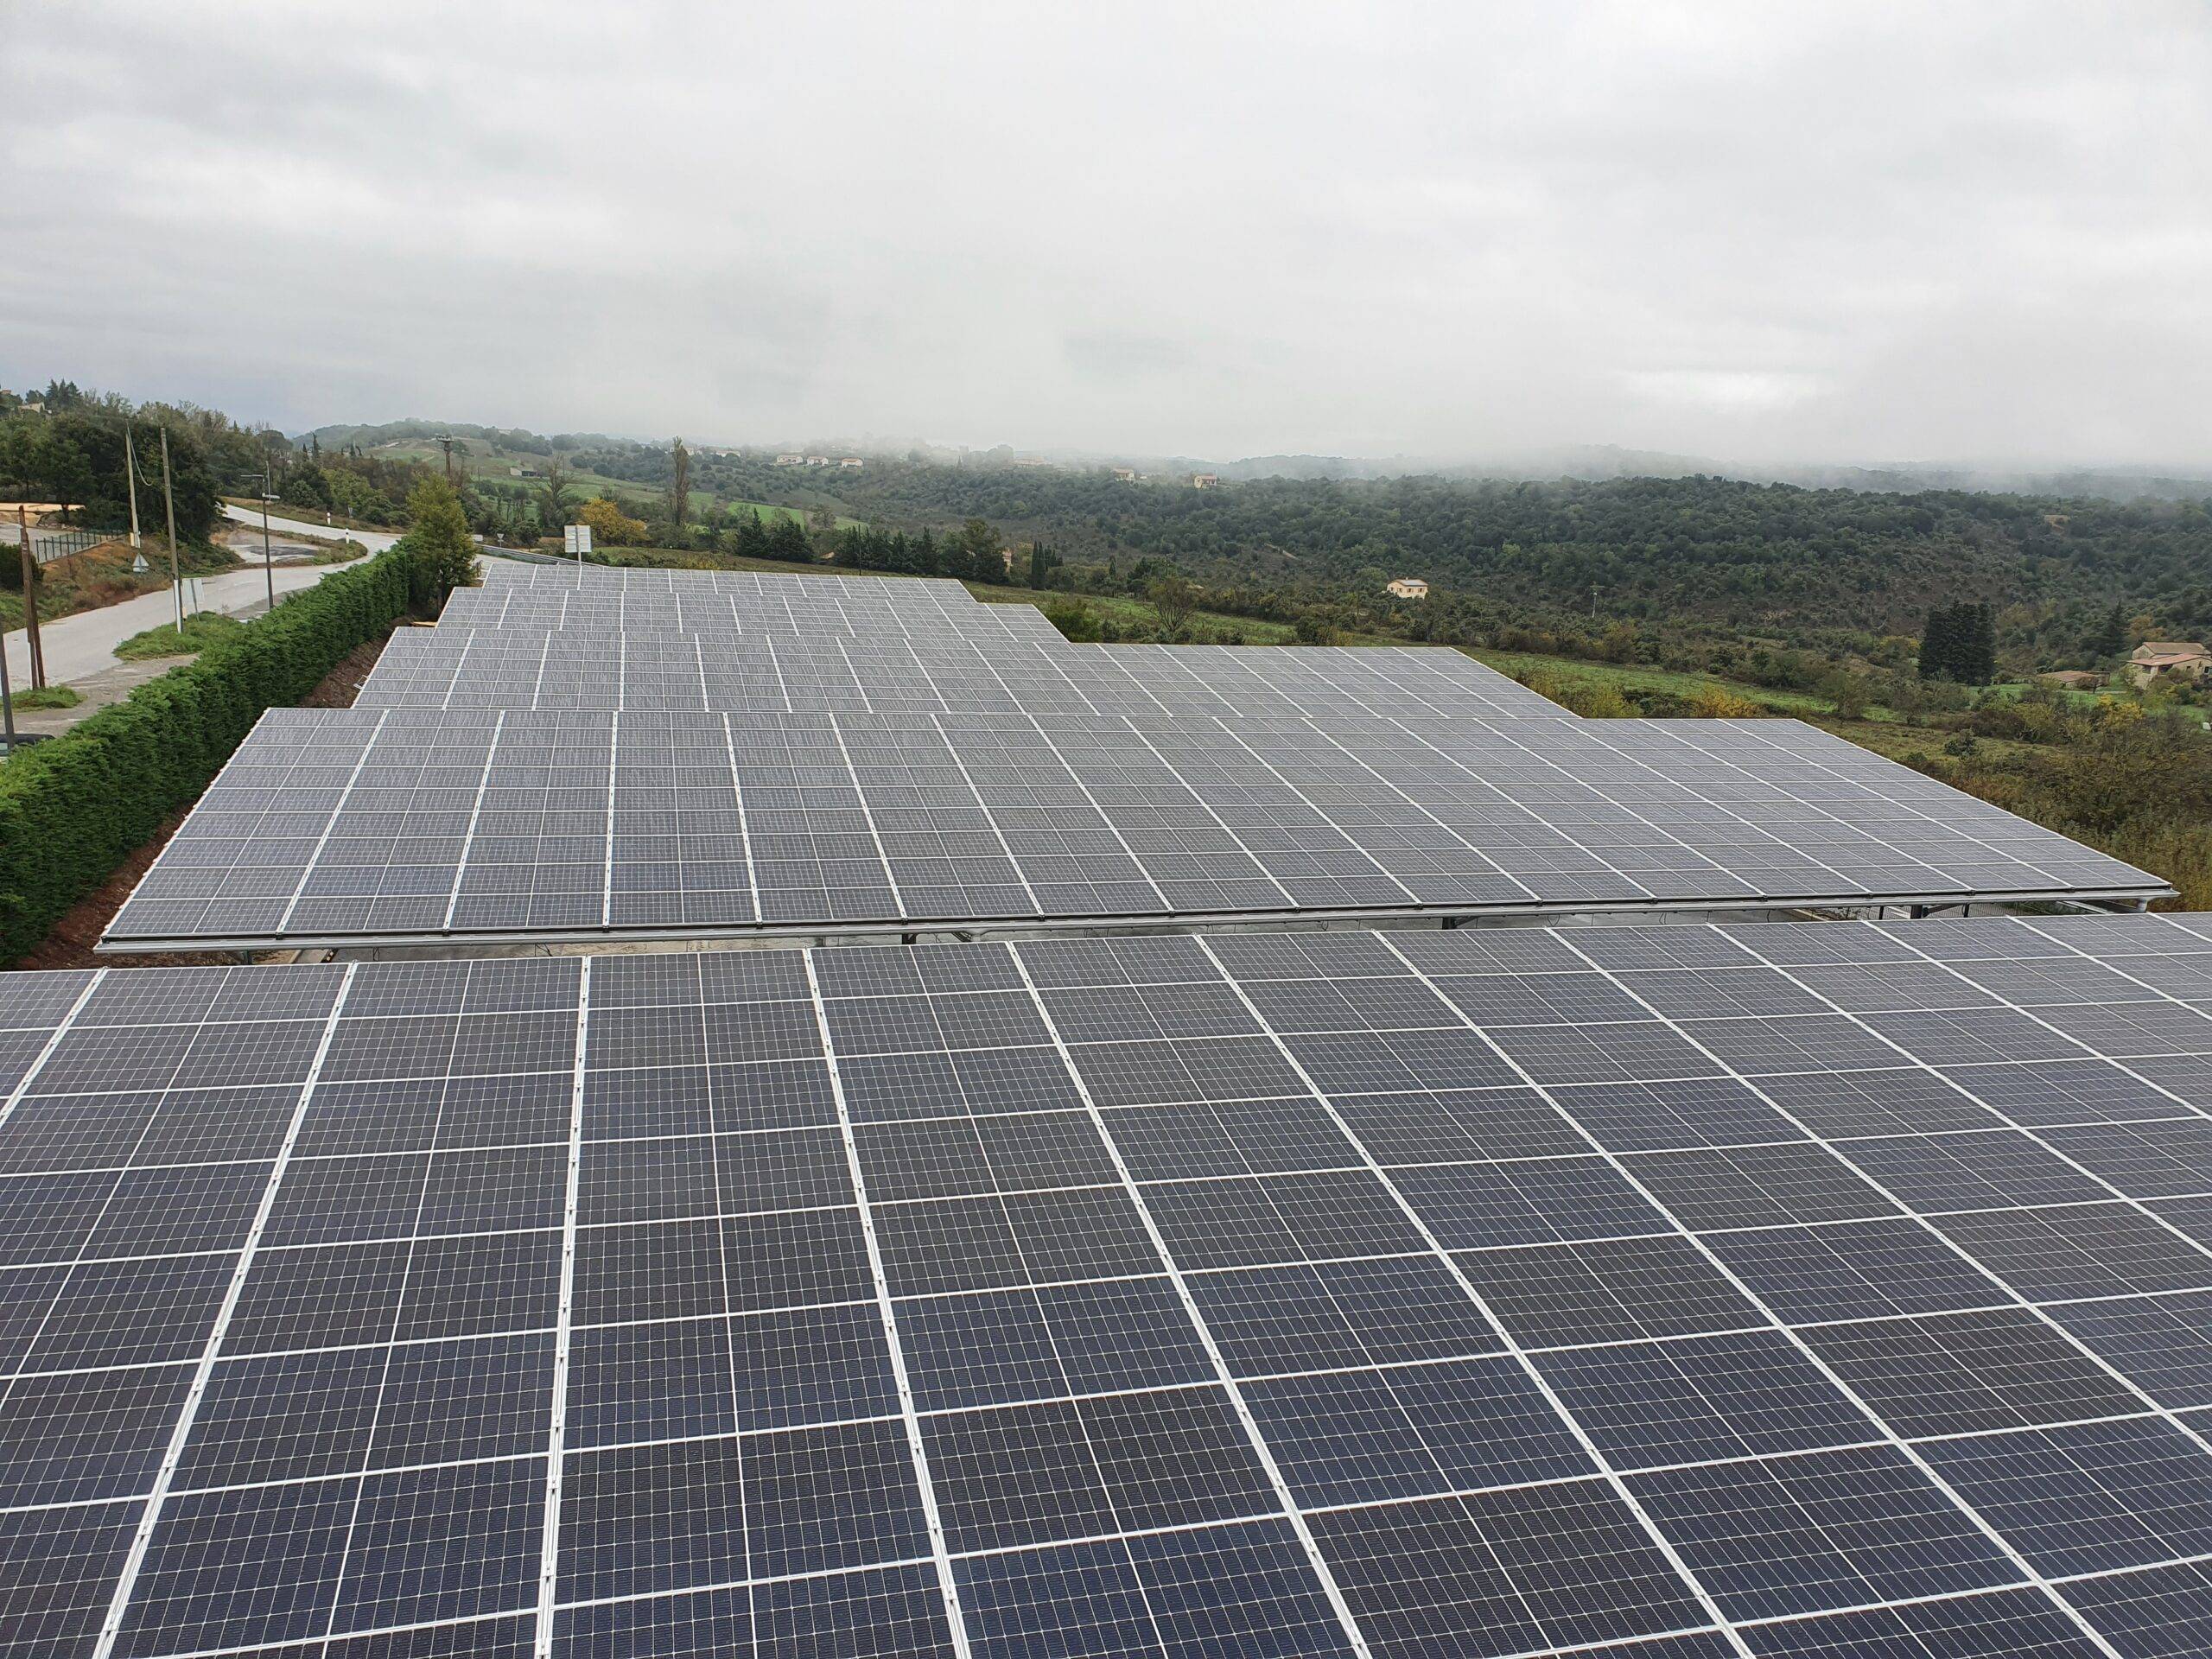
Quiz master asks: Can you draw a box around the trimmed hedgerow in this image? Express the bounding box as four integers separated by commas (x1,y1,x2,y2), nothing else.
0,546,411,962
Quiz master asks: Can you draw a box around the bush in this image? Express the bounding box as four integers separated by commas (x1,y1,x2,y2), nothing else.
0,547,410,961
1687,684,1764,717
1044,598,1103,642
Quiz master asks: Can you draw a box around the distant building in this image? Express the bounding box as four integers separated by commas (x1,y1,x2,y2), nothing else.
1012,458,1057,470
1385,577,1429,600
2130,641,2212,688
1110,467,1136,482
805,455,830,467
2038,671,2102,690
1191,473,1218,489
774,454,806,466
839,457,865,469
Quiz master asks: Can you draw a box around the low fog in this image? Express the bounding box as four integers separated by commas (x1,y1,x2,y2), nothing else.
4,0,2209,469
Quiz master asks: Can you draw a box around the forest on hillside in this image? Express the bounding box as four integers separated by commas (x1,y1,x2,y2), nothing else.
568,442,2212,665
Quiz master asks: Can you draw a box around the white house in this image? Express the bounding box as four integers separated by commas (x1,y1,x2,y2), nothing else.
1386,577,1429,600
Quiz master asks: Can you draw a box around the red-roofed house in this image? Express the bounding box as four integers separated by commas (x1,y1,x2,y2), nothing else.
2129,641,2212,689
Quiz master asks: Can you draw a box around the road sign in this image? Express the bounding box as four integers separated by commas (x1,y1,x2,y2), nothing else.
563,523,594,556
131,552,150,575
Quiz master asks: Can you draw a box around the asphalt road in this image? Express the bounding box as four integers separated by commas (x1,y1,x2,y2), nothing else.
1,517,388,689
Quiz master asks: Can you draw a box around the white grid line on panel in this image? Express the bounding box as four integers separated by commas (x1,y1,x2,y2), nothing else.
1512,929,2149,1657
1250,717,1544,904
1002,944,1383,1659
834,637,878,715
1180,934,1762,1658
1764,923,2212,1275
825,709,907,918
0,970,105,1135
442,709,506,931
1718,721,2074,888
1115,720,1313,908
1374,721,1665,901
721,712,762,909
926,712,1045,917
532,955,592,1659
798,952,975,1659
952,635,1109,718
1014,710,1177,914
435,627,475,715
272,709,391,934
529,630,552,710
91,963,361,1659
600,708,619,928
1476,718,1876,897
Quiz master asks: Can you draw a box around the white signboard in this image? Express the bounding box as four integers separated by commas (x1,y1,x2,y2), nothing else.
563,523,594,557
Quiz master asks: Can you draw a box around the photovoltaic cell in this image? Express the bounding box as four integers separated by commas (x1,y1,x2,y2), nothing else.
8,912,2212,1654
104,709,2159,950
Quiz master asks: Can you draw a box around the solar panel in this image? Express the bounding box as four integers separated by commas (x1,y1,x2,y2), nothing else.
102,709,2160,951
355,627,1573,719
435,584,1068,639
10,912,2212,1656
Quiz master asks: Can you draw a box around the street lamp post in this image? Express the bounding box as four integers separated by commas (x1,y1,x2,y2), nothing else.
260,462,276,613
161,427,183,630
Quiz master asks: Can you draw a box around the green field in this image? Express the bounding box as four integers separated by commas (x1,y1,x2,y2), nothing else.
370,442,860,529
1460,647,1857,718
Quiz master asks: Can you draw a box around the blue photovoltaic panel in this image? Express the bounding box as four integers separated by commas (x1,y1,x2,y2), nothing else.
354,623,1569,717
103,707,2161,951
8,913,2212,1656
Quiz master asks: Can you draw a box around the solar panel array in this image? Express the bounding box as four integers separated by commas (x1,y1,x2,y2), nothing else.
12,912,2212,1658
104,706,2155,950
354,625,1569,718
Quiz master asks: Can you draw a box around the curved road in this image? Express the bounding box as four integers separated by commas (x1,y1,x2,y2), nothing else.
0,509,402,687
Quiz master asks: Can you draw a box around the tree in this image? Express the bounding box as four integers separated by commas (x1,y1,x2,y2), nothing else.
767,515,815,563
403,476,479,611
540,455,575,532
667,437,690,531
0,410,219,541
1923,601,1997,683
578,495,649,546
2090,604,2128,661
279,466,334,512
1821,670,1872,720
957,518,1003,583
1147,572,1199,641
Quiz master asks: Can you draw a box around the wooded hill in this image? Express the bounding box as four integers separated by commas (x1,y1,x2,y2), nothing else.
566,445,2212,661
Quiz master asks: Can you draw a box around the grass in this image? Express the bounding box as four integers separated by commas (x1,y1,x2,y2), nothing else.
116,613,247,659
1462,647,1855,718
4,685,81,710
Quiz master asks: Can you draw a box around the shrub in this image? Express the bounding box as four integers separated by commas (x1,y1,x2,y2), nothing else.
1687,684,1764,717
1044,598,1103,642
0,547,409,961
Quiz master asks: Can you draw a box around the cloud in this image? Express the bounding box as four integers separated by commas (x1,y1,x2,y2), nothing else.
4,0,2209,467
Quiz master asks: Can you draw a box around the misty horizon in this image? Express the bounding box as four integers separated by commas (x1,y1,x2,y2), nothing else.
6,3,2210,472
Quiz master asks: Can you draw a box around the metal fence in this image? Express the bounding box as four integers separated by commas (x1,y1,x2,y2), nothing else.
0,523,130,563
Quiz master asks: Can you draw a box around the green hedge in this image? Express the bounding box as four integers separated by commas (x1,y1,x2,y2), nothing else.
0,546,412,961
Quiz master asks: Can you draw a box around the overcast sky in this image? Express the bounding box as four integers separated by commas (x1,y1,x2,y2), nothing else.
5,1,2209,467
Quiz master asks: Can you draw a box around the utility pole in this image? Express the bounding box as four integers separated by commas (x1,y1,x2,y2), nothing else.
0,586,15,751
16,505,43,690
1591,582,1598,621
161,426,184,631
260,461,276,613
124,424,143,549
436,435,458,483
